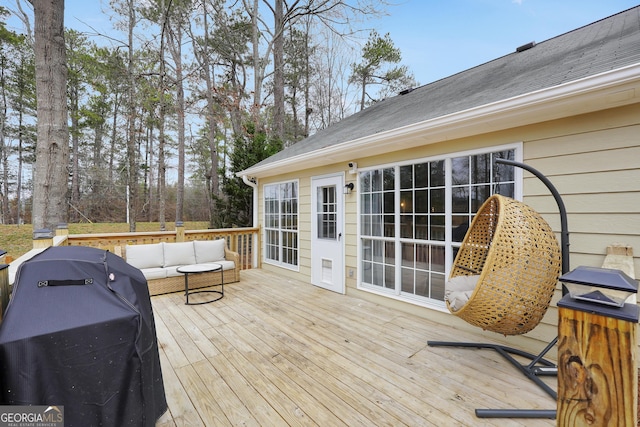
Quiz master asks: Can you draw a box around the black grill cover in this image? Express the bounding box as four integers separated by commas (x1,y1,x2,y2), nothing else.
0,246,167,426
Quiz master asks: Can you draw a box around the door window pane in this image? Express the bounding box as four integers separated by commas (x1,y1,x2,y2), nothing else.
317,186,337,239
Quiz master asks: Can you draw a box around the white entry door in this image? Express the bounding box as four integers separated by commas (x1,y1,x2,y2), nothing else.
311,175,345,293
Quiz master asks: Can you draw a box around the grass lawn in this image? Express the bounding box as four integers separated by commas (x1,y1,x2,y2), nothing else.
0,222,209,261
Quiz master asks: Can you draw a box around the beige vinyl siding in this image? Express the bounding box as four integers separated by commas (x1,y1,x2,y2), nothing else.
297,178,311,277
523,107,640,275
344,191,358,289
255,103,639,359
519,105,640,357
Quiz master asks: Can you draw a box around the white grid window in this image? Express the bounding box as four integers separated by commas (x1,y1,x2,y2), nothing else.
359,148,518,305
264,181,299,268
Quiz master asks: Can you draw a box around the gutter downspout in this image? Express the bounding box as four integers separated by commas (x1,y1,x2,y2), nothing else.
242,175,258,227
242,175,259,268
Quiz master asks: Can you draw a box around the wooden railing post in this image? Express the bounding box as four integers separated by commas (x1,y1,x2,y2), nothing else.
33,228,54,249
253,228,260,268
0,263,9,322
175,221,185,242
557,267,639,426
56,222,69,237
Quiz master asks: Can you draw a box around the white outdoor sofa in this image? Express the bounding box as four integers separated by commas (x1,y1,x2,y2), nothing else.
116,239,240,296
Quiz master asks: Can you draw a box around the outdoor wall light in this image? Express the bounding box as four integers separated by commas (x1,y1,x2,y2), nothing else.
343,182,354,194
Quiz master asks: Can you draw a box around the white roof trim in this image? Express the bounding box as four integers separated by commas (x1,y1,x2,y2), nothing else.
239,63,640,179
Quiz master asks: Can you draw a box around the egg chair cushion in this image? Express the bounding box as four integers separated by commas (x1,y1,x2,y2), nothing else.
445,275,480,311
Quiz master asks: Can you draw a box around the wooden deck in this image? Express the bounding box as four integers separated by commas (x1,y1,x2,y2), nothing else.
153,269,556,427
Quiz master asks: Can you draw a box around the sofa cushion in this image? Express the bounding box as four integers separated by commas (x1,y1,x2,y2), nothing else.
194,239,226,263
126,243,164,270
164,266,183,278
202,260,235,271
163,242,196,267
141,267,168,280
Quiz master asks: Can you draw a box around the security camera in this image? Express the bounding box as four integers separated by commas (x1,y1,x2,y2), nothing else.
348,162,358,174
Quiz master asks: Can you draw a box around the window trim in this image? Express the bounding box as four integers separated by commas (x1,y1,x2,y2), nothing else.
263,179,300,271
356,143,523,311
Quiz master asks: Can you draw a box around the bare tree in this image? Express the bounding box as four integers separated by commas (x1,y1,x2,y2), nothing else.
0,7,19,224
165,1,191,225
11,37,37,226
244,0,386,142
0,53,8,224
308,26,355,130
66,30,90,222
190,0,220,227
156,2,169,231
29,0,69,231
125,0,139,231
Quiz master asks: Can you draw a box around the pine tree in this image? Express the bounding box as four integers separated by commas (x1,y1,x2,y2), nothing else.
215,122,282,228
350,30,416,111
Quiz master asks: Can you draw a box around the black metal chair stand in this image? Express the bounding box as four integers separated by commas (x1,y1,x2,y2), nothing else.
428,159,569,419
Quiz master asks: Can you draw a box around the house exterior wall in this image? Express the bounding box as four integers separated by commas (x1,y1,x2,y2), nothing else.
256,103,640,357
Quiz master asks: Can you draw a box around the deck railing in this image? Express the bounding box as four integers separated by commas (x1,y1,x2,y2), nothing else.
63,225,260,271
1,225,259,321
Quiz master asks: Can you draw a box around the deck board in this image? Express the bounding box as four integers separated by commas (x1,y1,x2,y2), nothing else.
153,269,556,426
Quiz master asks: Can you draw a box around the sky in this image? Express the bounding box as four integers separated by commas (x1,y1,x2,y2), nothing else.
375,0,640,85
7,1,639,86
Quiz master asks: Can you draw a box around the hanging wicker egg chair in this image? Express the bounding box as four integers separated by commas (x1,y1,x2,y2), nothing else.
446,194,562,335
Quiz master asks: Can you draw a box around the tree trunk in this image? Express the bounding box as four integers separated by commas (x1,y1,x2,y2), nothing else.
31,0,69,231
304,20,311,138
108,92,119,190
168,25,185,224
126,0,138,232
157,3,167,231
249,0,263,127
146,124,155,223
360,75,366,111
272,0,285,140
199,5,219,227
0,142,7,224
0,59,8,224
17,111,24,225
69,84,80,222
